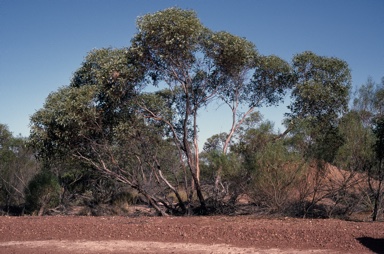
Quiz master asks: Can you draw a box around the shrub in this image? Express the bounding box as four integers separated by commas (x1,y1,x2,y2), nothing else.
248,141,305,213
25,171,61,215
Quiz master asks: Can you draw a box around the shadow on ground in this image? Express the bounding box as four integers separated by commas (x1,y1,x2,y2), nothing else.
357,237,384,254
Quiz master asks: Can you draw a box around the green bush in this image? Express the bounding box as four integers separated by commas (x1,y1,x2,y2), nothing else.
248,140,305,213
25,171,61,215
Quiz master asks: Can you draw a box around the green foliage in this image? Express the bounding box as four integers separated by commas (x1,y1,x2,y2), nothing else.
334,111,375,171
0,124,38,213
248,140,305,212
233,121,276,169
203,132,227,152
353,77,384,125
224,120,305,212
133,7,204,72
346,76,384,172
248,55,293,107
353,77,377,125
201,149,243,179
285,118,344,164
313,125,344,163
0,124,12,146
369,113,384,221
0,124,15,168
284,52,351,164
203,31,257,78
287,51,351,126
373,116,384,162
335,77,384,220
30,85,99,156
27,7,376,218
71,48,146,126
138,90,176,134
71,48,145,89
375,78,384,115
25,171,61,214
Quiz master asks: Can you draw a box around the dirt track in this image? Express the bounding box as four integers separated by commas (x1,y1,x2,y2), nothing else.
0,215,383,253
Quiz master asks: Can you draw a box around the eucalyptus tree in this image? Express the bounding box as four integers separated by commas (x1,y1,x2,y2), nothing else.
285,51,351,162
352,77,384,220
130,8,217,208
337,85,384,173
131,8,296,208
219,54,292,153
30,47,187,215
372,116,384,220
288,51,351,122
30,7,356,216
334,111,375,172
329,77,384,220
213,52,292,196
353,77,384,125
130,8,263,209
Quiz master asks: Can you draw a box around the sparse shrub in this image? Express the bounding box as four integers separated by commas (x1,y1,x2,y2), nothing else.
111,190,140,206
248,141,305,213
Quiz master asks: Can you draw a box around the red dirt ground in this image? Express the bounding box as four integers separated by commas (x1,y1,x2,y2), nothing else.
0,215,383,253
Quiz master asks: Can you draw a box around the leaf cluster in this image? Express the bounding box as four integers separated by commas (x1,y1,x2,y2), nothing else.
287,51,351,126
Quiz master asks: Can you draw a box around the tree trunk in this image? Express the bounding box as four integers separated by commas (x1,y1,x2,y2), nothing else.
38,196,50,216
372,175,382,221
157,168,187,214
370,157,383,221
140,191,168,217
183,94,206,211
372,197,379,221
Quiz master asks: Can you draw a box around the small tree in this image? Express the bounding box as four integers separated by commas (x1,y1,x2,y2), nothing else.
25,170,61,216
350,77,384,220
30,83,186,215
211,54,293,197
370,116,384,221
227,120,306,213
0,124,39,214
285,51,351,162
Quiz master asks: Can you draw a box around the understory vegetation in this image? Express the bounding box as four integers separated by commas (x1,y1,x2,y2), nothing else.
1,8,383,220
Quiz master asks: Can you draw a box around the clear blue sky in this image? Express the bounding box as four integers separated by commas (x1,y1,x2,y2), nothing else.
1,0,383,146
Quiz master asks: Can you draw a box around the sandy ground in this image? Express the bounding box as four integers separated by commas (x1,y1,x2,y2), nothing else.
0,215,383,254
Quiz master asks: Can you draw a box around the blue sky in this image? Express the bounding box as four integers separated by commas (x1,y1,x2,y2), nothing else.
0,0,383,146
